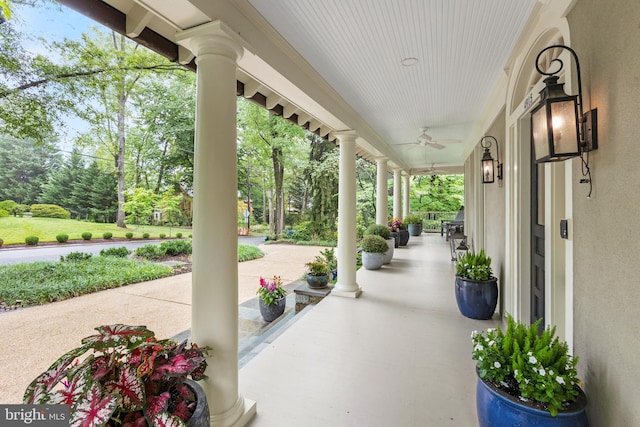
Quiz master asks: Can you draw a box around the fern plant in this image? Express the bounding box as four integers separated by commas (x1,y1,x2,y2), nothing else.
456,249,493,281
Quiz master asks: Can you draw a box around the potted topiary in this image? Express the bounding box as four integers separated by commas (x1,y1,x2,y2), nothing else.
364,224,394,263
472,315,588,426
405,214,423,236
257,275,288,321
305,260,331,289
454,249,498,319
360,234,388,270
24,324,210,427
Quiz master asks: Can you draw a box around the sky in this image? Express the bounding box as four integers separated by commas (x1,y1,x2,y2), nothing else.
12,2,99,147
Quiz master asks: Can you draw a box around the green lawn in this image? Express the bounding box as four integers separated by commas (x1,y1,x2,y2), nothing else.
0,217,191,245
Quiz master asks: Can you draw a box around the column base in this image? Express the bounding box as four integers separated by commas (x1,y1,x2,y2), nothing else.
210,395,257,427
331,286,362,298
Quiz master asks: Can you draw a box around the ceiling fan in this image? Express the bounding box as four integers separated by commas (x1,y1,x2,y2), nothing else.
409,163,448,175
398,127,460,150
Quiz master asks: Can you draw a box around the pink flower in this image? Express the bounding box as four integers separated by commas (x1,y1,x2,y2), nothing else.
260,277,268,288
268,281,276,292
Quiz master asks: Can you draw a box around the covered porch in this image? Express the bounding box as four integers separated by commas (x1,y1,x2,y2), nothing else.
240,233,498,426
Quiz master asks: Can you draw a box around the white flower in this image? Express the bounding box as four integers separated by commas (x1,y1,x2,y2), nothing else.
556,376,566,385
493,361,501,369
514,369,519,377
539,368,546,376
488,340,495,346
487,328,495,333
528,355,537,364
474,344,484,352
549,370,554,376
471,330,478,338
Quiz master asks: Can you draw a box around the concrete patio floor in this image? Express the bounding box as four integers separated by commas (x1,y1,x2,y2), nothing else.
240,234,501,426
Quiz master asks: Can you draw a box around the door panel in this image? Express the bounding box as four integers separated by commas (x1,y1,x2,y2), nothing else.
531,155,545,329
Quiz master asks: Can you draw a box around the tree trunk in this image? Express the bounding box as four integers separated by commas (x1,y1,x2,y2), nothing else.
115,91,127,228
272,147,284,236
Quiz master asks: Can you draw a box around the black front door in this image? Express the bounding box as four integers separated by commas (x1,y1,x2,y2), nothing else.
531,154,545,329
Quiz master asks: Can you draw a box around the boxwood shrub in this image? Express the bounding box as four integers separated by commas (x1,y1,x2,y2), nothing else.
56,234,69,243
25,236,39,246
142,232,150,239
125,232,134,239
176,232,183,238
159,233,166,239
81,232,92,241
102,232,113,240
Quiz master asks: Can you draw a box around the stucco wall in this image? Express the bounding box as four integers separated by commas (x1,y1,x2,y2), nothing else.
482,113,506,315
568,0,640,425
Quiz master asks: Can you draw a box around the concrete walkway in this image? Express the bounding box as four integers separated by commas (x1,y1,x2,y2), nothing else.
0,243,327,403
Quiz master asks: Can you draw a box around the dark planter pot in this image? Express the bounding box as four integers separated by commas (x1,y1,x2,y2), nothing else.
185,379,210,427
331,268,338,281
476,375,588,427
408,223,422,236
390,231,400,248
398,230,410,246
306,273,330,289
259,296,286,322
454,276,498,320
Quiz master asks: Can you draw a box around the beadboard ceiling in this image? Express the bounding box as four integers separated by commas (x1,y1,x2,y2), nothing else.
246,0,537,171
66,0,538,173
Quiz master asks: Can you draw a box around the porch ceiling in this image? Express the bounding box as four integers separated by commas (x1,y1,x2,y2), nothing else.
62,0,538,174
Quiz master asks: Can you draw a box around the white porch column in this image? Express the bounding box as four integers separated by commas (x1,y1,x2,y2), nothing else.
393,168,402,219
403,174,411,216
376,158,389,225
333,131,362,298
176,21,256,427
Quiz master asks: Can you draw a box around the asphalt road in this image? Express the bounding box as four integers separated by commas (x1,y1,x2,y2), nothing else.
0,236,266,265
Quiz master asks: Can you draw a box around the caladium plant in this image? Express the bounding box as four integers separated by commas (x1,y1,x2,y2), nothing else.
24,324,210,427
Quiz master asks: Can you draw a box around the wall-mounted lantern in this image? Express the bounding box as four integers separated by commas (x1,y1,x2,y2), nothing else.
480,136,502,184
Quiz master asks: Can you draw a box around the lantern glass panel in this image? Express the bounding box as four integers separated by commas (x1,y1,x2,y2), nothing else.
550,100,578,155
482,158,494,183
531,106,550,161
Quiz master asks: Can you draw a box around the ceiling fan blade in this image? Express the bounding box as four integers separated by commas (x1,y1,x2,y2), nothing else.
396,142,419,146
427,142,445,149
435,139,461,144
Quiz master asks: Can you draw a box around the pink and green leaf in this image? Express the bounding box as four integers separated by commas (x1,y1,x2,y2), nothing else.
24,346,87,404
69,383,119,427
151,412,187,427
49,365,92,407
82,324,155,350
104,365,145,411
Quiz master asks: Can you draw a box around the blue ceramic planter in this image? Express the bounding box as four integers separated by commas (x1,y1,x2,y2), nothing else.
476,375,588,427
306,273,330,289
455,276,498,320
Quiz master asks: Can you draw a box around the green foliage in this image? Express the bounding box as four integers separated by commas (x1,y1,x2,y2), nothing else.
102,231,113,239
472,315,580,416
238,244,264,262
55,233,69,243
305,135,339,236
24,235,39,246
317,247,337,270
360,234,389,253
409,174,464,212
456,249,493,281
142,232,150,239
135,244,164,259
159,239,192,256
364,224,392,240
30,204,71,219
176,232,183,238
99,247,131,258
0,257,171,306
0,238,3,247
159,233,166,239
404,213,423,225
81,232,92,241
125,232,134,239
61,252,93,262
305,260,330,276
124,188,159,226
0,200,17,213
0,208,8,217
0,138,59,205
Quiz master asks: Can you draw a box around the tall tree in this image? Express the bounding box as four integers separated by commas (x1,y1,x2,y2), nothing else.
40,148,85,212
305,134,339,237
57,28,185,227
237,98,306,236
0,136,58,204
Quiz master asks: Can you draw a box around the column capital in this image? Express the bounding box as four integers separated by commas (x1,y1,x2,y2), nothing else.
334,130,358,144
375,157,388,165
176,20,245,62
